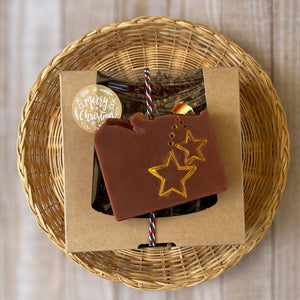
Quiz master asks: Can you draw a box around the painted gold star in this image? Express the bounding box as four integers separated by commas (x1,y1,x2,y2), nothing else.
148,150,197,198
175,130,207,165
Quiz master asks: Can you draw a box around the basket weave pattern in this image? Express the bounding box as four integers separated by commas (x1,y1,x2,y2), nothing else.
17,16,289,290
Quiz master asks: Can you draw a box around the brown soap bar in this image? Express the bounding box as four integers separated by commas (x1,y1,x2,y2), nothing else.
94,111,227,221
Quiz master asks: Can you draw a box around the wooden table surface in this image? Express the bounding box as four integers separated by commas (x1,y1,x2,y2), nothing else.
1,0,299,299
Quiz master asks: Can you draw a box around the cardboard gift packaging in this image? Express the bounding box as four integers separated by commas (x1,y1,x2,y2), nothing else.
60,67,245,252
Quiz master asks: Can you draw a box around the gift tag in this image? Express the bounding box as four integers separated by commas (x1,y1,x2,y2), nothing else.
72,84,122,133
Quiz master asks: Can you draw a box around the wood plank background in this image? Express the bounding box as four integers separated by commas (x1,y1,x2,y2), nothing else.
1,0,299,299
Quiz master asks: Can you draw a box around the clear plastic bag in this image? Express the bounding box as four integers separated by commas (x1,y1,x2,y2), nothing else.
96,69,206,119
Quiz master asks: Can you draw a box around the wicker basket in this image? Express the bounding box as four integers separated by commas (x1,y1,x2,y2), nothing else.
17,16,289,290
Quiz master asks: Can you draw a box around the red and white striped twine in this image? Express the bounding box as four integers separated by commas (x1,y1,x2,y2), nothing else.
144,68,154,120
144,67,156,247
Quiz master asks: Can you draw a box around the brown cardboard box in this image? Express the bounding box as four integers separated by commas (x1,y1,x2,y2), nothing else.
60,68,245,252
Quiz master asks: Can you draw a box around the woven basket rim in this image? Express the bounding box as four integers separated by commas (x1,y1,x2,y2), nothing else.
16,16,290,290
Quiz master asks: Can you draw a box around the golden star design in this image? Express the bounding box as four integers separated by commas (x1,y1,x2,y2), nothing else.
148,150,197,198
175,130,207,165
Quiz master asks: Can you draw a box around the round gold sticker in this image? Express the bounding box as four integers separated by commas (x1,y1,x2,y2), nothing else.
72,84,122,133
